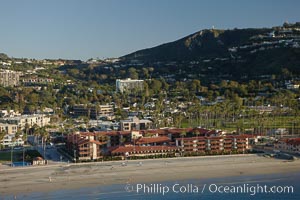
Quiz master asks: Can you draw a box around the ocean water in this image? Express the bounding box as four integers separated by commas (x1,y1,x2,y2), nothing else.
2,172,300,200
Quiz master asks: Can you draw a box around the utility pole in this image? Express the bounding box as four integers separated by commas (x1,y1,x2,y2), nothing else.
11,144,13,167
23,146,25,166
43,142,46,161
74,149,76,163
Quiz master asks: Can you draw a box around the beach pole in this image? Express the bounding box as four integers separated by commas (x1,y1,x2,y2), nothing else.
11,144,14,167
23,146,25,166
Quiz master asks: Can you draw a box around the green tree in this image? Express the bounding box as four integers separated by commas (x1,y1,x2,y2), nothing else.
190,79,201,93
0,130,6,150
128,67,139,79
150,79,162,93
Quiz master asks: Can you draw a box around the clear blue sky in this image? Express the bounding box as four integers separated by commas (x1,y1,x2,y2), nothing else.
0,0,299,60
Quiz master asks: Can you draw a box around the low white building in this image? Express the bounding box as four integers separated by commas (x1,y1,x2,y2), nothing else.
286,84,300,90
1,134,24,147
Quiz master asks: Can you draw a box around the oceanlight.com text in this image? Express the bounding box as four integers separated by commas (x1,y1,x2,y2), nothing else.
124,183,294,196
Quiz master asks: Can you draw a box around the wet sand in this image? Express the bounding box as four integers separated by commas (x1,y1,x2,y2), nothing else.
0,154,299,196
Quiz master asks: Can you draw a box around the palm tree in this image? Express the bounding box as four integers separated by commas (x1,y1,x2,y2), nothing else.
31,124,39,146
39,127,48,159
0,130,6,150
11,136,16,166
24,123,30,136
22,132,28,166
15,128,22,142
180,130,187,156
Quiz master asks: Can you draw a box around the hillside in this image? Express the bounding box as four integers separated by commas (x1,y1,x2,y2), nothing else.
121,22,300,77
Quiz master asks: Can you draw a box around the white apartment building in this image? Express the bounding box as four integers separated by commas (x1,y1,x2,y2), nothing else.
1,134,24,147
0,70,22,87
0,114,51,130
116,78,144,93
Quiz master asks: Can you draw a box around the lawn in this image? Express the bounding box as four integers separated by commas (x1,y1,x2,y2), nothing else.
181,115,300,134
0,151,23,163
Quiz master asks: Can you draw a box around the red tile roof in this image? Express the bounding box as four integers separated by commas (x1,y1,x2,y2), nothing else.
136,136,171,145
175,134,254,141
69,128,212,138
90,140,105,145
280,138,300,145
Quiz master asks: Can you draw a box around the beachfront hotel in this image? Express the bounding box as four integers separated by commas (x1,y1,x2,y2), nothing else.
65,128,257,161
66,132,106,161
175,135,254,155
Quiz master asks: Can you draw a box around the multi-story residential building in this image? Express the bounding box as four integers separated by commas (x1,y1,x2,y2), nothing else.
0,123,18,134
73,104,114,119
0,70,22,87
66,132,105,161
21,77,54,86
0,114,51,130
175,135,253,154
0,122,24,148
66,129,256,160
274,138,300,153
98,104,114,116
1,134,24,147
116,78,144,93
98,127,216,148
0,110,20,118
120,116,153,131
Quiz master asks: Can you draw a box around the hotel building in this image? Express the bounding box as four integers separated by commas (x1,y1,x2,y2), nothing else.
175,135,253,154
66,132,106,161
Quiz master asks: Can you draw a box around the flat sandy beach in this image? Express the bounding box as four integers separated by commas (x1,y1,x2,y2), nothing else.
1,154,299,196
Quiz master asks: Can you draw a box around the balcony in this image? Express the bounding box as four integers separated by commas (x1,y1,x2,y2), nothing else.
197,142,205,145
210,141,220,145
79,147,90,151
